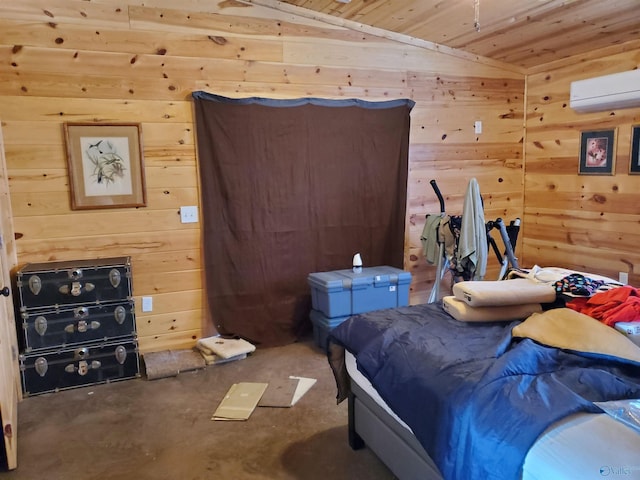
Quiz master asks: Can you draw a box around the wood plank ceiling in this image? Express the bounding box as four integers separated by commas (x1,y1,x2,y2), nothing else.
275,0,640,70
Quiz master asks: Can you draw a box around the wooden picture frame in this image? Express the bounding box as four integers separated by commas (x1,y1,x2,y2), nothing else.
578,128,616,175
630,125,640,174
64,123,147,210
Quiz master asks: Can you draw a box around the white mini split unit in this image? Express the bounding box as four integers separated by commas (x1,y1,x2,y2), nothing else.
570,69,640,113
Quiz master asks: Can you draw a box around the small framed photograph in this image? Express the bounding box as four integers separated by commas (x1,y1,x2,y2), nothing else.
630,125,640,174
578,128,616,175
64,123,147,209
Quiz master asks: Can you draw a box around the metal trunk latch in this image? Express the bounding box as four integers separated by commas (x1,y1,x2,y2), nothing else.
65,360,100,375
65,320,101,334
77,360,89,376
60,282,95,296
64,347,102,375
70,281,82,296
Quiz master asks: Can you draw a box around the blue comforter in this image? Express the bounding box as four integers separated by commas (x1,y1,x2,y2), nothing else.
328,303,640,480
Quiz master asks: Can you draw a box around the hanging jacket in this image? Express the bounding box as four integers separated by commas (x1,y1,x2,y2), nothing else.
456,178,487,280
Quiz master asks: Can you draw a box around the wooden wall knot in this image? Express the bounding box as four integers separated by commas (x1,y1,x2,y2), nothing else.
208,36,228,45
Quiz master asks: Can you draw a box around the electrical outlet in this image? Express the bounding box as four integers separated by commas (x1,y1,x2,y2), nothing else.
180,206,199,224
142,296,153,312
619,272,629,284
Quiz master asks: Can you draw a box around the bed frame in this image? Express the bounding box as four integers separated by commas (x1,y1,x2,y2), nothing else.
348,379,443,480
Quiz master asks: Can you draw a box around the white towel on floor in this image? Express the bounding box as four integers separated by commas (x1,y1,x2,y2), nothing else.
197,336,256,359
199,351,248,366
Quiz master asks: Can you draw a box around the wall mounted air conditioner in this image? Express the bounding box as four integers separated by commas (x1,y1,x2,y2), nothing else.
570,69,640,113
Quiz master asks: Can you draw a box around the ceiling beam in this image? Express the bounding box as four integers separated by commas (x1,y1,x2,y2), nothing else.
244,0,526,75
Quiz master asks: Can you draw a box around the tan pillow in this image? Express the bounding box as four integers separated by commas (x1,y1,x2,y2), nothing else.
453,278,557,307
443,296,542,322
512,308,640,363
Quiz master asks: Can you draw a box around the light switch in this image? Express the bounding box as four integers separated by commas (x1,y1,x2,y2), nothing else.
180,206,199,224
142,296,153,312
474,121,483,134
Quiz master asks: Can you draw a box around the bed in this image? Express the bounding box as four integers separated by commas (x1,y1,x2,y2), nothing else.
327,302,640,480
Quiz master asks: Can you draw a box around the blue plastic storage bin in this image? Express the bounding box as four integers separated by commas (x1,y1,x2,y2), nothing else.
309,309,350,351
307,266,412,318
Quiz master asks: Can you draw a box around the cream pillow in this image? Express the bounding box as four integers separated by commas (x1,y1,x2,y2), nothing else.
443,296,542,322
453,278,556,307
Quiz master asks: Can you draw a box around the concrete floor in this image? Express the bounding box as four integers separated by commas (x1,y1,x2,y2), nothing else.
1,340,395,480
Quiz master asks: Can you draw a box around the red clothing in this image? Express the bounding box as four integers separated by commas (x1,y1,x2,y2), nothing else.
566,286,640,326
602,296,640,326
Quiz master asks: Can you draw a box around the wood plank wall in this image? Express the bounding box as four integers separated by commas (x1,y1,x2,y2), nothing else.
0,0,524,353
524,48,640,285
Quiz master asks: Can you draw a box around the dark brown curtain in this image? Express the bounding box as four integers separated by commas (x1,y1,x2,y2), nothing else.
192,92,413,347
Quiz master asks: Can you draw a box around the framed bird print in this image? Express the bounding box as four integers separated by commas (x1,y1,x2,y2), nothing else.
630,125,640,174
64,123,147,209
